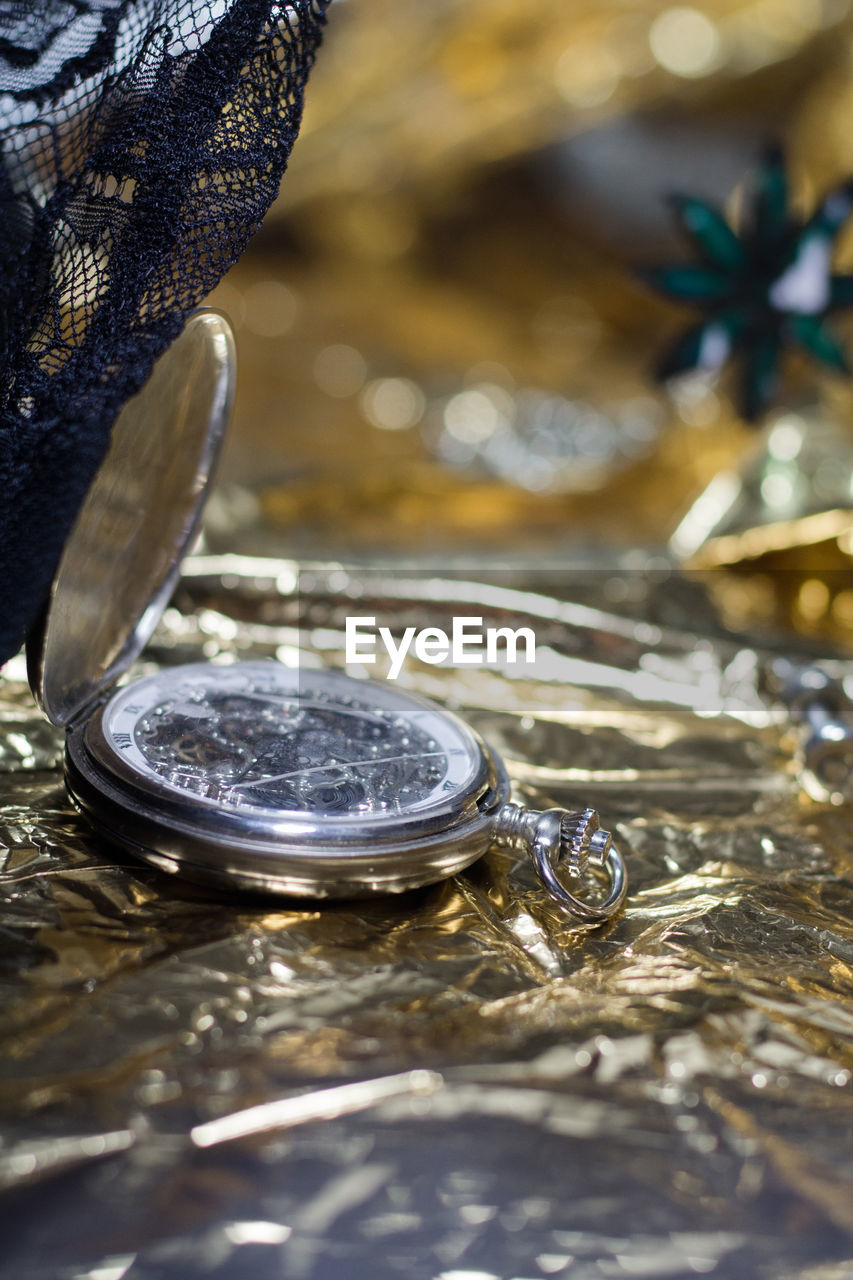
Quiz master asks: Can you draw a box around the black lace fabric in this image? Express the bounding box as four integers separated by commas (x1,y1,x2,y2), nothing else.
0,0,329,667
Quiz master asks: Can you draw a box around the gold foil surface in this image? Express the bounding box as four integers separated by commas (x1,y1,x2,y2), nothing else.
1,557,853,1279
6,0,853,1273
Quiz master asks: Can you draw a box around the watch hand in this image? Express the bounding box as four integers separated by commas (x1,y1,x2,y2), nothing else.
222,691,385,726
228,743,282,785
226,750,446,791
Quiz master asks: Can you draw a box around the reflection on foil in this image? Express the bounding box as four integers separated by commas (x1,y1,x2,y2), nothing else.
191,1070,443,1147
1,558,853,1279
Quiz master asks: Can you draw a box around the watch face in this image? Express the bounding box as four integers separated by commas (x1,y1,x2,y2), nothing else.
97,661,481,821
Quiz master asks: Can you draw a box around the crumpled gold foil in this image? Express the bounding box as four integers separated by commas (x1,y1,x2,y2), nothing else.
2,557,853,1278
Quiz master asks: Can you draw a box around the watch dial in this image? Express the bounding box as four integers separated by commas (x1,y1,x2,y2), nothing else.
99,662,479,819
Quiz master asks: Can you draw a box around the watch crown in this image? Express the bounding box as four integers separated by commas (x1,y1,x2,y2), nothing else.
493,800,626,922
560,808,611,877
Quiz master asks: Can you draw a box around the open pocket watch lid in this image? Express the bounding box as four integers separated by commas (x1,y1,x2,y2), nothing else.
28,310,236,728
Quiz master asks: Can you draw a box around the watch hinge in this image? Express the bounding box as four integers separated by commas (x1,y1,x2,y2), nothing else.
66,691,112,732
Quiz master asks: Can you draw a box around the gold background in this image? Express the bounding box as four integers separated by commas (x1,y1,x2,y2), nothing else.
207,0,853,627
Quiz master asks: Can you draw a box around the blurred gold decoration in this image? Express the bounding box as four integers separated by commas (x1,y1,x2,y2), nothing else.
280,0,853,219
672,399,853,640
672,403,853,563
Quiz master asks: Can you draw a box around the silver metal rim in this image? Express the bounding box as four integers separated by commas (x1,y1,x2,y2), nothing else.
530,839,628,923
30,310,236,727
65,722,510,897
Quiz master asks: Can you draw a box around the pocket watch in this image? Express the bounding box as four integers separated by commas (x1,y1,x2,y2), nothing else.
27,312,627,923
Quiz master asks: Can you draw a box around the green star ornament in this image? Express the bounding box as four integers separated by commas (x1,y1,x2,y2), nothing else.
641,146,853,421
